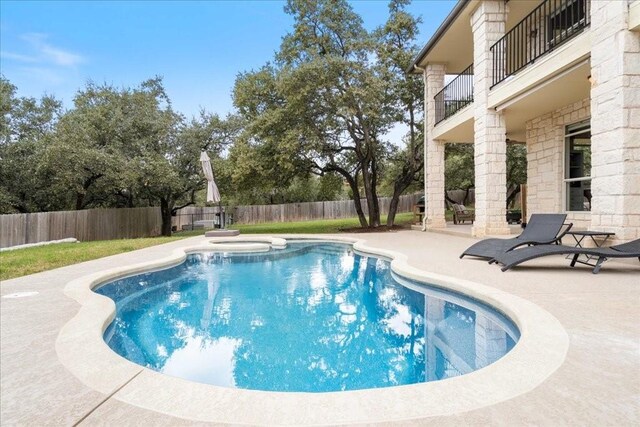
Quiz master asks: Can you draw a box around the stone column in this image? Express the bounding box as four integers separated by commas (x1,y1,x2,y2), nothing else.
471,0,511,237
589,0,640,241
424,297,444,381
474,315,507,369
424,64,447,229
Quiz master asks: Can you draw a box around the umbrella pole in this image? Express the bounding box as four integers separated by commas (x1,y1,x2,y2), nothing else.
219,200,224,229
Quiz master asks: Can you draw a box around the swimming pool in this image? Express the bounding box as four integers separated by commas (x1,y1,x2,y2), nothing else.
96,242,518,392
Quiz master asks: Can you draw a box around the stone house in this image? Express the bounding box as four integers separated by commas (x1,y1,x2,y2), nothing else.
408,0,640,241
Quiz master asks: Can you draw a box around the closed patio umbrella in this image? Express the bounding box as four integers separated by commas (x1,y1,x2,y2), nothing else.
200,151,223,228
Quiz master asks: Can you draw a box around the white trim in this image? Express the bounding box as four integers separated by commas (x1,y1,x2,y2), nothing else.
432,103,474,140
494,59,590,113
488,31,591,110
630,0,640,32
564,177,590,183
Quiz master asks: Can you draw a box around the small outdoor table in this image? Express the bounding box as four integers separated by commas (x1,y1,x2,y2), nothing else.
566,230,616,266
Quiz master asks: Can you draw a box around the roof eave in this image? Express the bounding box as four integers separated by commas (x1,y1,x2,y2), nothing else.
406,0,471,74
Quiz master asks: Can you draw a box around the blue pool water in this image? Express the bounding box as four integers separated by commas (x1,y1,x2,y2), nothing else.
97,243,518,392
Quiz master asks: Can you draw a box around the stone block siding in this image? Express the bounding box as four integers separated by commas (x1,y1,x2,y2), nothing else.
590,0,640,240
424,64,447,229
526,98,591,229
471,0,511,236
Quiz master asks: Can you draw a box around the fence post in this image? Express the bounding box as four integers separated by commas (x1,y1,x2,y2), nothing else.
24,213,30,245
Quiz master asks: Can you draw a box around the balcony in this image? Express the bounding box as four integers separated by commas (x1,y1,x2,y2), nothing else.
490,0,591,88
434,64,474,125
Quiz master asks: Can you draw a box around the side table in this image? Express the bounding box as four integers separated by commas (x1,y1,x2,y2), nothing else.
566,230,616,266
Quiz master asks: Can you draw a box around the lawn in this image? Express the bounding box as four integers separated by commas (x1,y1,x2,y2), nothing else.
0,212,415,281
0,236,182,282
177,212,415,237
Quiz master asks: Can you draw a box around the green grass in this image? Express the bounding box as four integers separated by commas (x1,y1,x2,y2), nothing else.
0,212,415,281
176,212,415,237
0,236,183,281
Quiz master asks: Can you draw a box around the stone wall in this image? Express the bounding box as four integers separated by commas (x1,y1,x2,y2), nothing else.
471,0,511,236
525,98,592,229
424,64,447,229
589,0,640,241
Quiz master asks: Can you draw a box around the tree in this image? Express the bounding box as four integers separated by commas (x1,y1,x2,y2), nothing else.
0,76,244,235
317,172,345,201
234,0,400,228
0,76,63,213
506,143,527,208
138,109,241,235
444,143,474,205
39,82,130,211
375,0,424,226
32,78,240,235
443,142,527,209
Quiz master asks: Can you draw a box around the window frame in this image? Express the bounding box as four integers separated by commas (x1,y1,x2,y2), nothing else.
563,119,591,213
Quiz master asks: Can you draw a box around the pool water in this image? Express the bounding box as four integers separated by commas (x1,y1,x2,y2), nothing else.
97,243,518,392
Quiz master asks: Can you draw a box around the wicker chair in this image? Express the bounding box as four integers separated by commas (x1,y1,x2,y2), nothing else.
452,204,475,224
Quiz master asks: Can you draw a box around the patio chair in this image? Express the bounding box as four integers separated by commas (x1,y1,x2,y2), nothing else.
460,213,571,261
452,204,475,224
494,238,640,274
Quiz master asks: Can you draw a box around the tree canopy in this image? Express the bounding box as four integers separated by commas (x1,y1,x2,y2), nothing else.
0,76,240,235
232,0,424,228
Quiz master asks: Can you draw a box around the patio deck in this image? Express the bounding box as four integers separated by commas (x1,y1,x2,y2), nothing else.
411,221,523,237
1,230,638,425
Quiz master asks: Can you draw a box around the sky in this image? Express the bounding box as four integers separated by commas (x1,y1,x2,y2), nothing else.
1,0,456,119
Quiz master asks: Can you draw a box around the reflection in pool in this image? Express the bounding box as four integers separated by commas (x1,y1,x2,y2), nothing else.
97,243,518,392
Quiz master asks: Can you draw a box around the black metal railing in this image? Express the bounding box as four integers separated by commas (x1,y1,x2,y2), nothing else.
434,63,474,125
490,0,590,88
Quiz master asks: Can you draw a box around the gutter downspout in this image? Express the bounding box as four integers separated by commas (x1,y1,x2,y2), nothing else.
413,64,429,232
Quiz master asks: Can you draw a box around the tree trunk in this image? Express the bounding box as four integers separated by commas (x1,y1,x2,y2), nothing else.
445,191,457,206
160,198,173,236
346,176,368,228
330,165,368,227
361,162,380,228
352,195,368,227
506,185,520,209
75,192,84,211
369,158,381,227
386,194,400,227
386,174,414,227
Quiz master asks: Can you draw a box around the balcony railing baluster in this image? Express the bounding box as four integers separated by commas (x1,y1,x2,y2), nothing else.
434,64,474,125
490,0,590,88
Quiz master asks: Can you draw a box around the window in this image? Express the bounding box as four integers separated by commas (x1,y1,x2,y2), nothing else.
564,120,591,211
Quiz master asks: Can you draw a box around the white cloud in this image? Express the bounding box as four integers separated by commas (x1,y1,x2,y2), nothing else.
0,51,38,63
17,32,85,67
39,43,84,67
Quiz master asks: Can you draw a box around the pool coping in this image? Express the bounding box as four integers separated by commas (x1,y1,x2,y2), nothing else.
56,235,570,425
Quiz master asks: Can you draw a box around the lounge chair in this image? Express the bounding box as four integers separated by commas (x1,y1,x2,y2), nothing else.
460,213,571,261
494,239,640,274
452,204,474,224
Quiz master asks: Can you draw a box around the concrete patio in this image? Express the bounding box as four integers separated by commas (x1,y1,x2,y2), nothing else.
1,230,638,425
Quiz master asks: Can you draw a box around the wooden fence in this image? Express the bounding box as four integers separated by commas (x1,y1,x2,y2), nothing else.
173,194,422,228
0,194,421,248
0,207,162,248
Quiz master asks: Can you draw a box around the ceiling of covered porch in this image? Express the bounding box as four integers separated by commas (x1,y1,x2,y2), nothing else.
499,60,591,142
